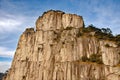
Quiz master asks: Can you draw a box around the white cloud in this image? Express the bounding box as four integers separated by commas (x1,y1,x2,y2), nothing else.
81,1,120,34
0,61,11,73
0,10,37,34
0,18,22,31
0,46,15,58
0,12,25,33
0,46,14,73
92,6,120,34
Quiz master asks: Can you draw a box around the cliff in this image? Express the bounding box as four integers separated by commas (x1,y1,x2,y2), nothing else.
3,10,120,80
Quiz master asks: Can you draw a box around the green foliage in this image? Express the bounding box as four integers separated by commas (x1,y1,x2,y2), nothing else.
117,42,120,47
82,24,101,33
81,56,89,62
65,27,73,30
101,28,112,35
95,31,113,40
22,76,26,79
114,34,120,47
80,24,115,41
105,44,110,47
81,54,103,64
89,54,103,64
64,24,120,47
80,24,114,40
118,52,120,55
76,31,82,37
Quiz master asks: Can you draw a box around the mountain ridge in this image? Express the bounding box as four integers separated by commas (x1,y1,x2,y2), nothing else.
3,10,120,80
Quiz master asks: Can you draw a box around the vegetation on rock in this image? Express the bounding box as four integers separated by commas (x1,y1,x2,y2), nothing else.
78,24,120,47
65,26,73,30
81,56,89,62
105,44,110,48
89,54,103,64
4,10,120,80
81,54,103,64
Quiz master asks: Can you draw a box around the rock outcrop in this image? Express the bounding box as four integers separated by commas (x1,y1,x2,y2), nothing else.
36,10,84,31
3,10,120,80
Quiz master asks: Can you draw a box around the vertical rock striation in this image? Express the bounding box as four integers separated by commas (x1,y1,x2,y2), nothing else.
3,10,120,80
36,10,84,31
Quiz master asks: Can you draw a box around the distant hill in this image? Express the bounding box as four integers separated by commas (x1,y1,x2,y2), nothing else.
0,73,4,80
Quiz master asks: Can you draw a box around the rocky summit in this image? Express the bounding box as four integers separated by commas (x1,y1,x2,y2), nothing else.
3,10,120,80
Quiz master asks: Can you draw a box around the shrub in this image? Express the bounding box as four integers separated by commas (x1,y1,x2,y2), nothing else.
117,42,120,47
81,54,103,64
79,24,120,45
89,54,103,64
22,76,26,79
65,27,73,30
105,44,110,47
114,34,120,47
101,28,112,35
94,30,114,40
82,24,101,33
118,52,120,55
81,56,89,62
76,31,82,37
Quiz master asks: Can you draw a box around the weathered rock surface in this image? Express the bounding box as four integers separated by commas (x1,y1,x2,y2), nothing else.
36,10,84,31
3,10,120,80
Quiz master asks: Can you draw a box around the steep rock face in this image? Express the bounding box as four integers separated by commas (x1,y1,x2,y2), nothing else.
3,10,120,80
36,10,84,31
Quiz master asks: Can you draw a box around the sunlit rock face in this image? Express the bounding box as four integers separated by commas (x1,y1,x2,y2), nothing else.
36,10,84,31
3,10,120,80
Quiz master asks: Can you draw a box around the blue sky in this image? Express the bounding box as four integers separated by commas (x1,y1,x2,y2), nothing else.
0,0,120,72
